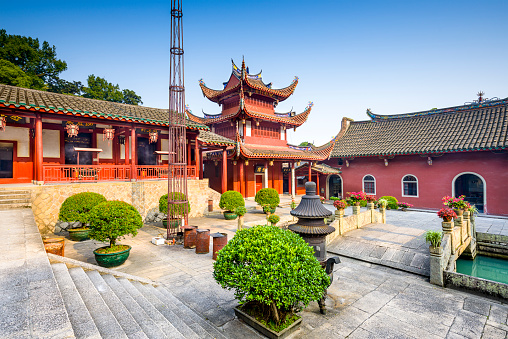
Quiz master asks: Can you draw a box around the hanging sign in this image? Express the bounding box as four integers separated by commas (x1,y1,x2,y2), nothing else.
62,121,95,129
0,114,26,124
254,165,265,173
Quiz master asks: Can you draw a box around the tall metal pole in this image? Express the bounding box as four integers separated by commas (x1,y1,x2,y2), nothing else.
168,0,188,238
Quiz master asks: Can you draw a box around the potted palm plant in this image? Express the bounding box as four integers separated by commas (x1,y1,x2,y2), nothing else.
159,192,190,228
89,201,143,267
59,192,107,241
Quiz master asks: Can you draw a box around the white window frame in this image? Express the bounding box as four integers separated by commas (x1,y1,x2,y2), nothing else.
401,174,419,198
362,174,376,195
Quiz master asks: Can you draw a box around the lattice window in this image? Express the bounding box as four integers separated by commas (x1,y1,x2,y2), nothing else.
402,175,418,196
214,126,236,139
363,175,376,195
252,124,279,139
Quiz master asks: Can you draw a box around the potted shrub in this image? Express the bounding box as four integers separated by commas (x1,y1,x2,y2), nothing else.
267,214,280,226
424,230,443,255
255,188,280,214
437,208,457,222
159,192,190,228
333,199,347,216
346,192,367,206
398,202,413,211
59,192,107,241
89,201,143,267
442,195,468,216
214,225,330,338
290,199,297,210
219,190,245,220
377,198,388,209
320,196,325,204
235,206,247,230
379,196,398,210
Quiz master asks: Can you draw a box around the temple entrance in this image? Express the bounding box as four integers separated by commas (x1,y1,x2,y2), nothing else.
65,133,92,165
328,174,342,198
283,173,289,194
0,142,14,178
137,137,157,165
454,173,485,213
255,174,263,193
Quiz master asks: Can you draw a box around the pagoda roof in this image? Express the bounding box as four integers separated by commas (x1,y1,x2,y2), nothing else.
186,102,312,127
197,130,235,146
296,162,341,175
0,84,209,130
198,59,298,103
331,96,508,158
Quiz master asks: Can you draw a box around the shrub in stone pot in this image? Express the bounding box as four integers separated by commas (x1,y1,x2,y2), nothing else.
59,192,107,241
379,195,398,210
213,225,330,338
424,230,443,255
255,188,279,214
159,192,190,228
89,201,143,267
219,190,245,220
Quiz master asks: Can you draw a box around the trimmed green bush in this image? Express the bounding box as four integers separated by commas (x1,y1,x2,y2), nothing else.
235,206,247,217
59,192,107,225
379,196,398,210
159,192,190,217
214,225,329,328
255,188,280,209
89,201,143,248
219,190,245,212
267,214,280,226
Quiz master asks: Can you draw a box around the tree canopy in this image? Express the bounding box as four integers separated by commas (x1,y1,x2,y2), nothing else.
0,29,142,105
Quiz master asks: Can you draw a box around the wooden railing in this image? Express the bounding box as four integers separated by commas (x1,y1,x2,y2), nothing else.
136,165,198,180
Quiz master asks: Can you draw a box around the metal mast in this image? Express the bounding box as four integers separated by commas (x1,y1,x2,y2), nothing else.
168,0,188,238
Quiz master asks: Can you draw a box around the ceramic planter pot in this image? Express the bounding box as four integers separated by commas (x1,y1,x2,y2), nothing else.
68,228,91,241
454,209,464,216
223,211,238,220
94,245,131,268
234,306,302,339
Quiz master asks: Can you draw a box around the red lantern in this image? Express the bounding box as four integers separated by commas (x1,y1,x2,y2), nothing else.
65,124,79,137
149,131,158,144
103,128,115,142
0,116,6,131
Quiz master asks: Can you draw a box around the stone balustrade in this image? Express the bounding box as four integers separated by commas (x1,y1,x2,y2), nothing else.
326,204,384,245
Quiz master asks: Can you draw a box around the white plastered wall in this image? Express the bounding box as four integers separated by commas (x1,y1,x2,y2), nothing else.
42,129,60,158
2,126,30,157
97,134,113,159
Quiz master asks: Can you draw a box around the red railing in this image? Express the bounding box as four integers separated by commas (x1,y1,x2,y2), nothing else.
43,165,131,183
43,165,198,183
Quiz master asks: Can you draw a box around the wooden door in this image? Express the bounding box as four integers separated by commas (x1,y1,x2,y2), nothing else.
255,175,263,193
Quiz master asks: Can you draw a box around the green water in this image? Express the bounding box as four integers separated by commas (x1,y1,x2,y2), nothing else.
456,255,508,285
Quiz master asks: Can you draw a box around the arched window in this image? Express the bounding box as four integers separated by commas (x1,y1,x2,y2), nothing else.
402,175,418,197
363,175,376,195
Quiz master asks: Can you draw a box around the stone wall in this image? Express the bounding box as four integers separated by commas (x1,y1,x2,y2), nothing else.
30,179,220,234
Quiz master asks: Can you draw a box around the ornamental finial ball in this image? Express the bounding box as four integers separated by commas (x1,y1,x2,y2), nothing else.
305,181,316,196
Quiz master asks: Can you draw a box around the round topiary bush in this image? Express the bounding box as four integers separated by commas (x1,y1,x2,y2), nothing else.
379,196,398,210
214,225,329,330
267,214,280,226
159,192,190,217
219,190,245,212
89,201,143,249
255,188,280,209
59,192,107,225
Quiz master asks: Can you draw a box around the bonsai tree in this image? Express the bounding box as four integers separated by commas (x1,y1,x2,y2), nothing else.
89,201,143,250
235,206,247,230
59,192,107,227
379,196,398,210
219,190,245,212
159,192,190,227
214,225,329,331
267,214,280,226
255,188,280,212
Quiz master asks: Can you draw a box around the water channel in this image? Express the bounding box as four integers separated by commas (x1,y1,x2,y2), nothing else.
456,255,508,285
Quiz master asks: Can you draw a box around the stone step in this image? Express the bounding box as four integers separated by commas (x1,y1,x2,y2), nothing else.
131,280,202,339
51,263,101,339
155,285,228,339
0,193,31,199
117,278,185,339
102,274,169,339
86,271,148,339
0,203,31,210
0,189,31,194
68,267,128,339
0,199,31,204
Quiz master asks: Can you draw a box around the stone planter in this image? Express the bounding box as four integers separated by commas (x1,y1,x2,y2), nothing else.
68,228,91,241
234,306,302,339
352,206,361,215
223,211,238,220
429,245,443,256
93,245,131,268
335,209,345,217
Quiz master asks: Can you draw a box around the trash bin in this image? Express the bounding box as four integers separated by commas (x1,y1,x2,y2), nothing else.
208,199,213,212
211,232,228,260
183,225,198,249
195,229,210,254
43,237,65,256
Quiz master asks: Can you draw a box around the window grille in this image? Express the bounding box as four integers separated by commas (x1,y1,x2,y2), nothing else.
363,175,376,194
403,175,418,196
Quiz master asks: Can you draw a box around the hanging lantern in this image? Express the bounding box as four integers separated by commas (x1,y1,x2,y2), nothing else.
245,159,249,166
233,160,237,165
427,157,433,166
256,120,259,126
65,123,79,137
384,159,389,167
0,116,6,131
103,128,115,142
149,131,158,144
269,160,274,166
297,160,301,166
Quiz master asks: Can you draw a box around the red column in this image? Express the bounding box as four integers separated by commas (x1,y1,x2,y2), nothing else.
222,148,227,193
308,162,312,183
199,150,204,180
239,160,245,197
194,136,200,179
316,172,320,196
35,114,43,182
130,127,136,181
124,129,129,165
187,139,191,166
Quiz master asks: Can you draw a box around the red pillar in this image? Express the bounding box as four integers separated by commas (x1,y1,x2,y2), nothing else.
308,162,312,183
130,127,136,181
187,139,191,166
124,129,129,165
199,150,204,180
239,160,245,197
222,148,227,193
35,114,43,182
194,136,200,179
316,172,320,196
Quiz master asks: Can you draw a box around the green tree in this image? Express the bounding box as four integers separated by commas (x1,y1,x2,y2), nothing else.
83,75,142,105
0,29,67,87
0,59,45,89
122,89,143,105
48,77,84,95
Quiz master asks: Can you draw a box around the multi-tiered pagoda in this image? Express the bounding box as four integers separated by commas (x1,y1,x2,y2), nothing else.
187,59,336,198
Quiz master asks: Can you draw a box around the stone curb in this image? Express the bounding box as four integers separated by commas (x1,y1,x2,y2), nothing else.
47,253,158,286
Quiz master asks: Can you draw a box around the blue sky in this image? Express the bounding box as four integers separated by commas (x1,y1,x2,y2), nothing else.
3,0,507,145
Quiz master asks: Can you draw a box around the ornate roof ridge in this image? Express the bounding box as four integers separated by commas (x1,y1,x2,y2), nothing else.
366,96,508,121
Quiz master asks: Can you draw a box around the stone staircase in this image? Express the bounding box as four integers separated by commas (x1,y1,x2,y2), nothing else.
0,189,31,209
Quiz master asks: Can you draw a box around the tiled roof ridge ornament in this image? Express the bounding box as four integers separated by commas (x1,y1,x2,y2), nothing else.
464,91,500,105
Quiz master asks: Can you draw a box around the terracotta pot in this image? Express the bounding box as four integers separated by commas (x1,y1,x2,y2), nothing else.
454,209,464,216
443,216,453,222
355,202,361,206
43,237,65,256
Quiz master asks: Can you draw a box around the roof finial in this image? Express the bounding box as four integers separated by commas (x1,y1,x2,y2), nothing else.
477,91,485,103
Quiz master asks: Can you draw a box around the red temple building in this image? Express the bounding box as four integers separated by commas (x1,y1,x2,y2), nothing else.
319,93,508,216
187,60,336,197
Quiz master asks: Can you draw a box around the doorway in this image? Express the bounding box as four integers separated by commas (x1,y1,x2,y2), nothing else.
137,137,157,165
454,173,485,213
0,142,14,178
255,174,263,193
65,133,92,165
328,174,342,199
